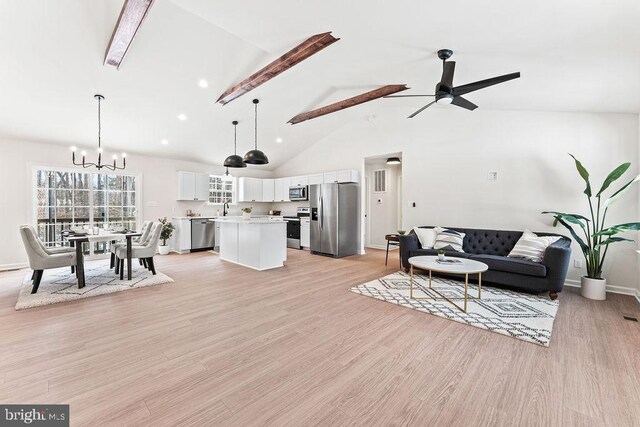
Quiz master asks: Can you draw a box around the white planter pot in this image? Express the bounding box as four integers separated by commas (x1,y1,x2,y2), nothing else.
437,253,445,261
242,212,251,220
158,245,170,255
581,276,606,300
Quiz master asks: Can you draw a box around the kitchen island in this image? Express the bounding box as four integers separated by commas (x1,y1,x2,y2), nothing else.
214,217,287,270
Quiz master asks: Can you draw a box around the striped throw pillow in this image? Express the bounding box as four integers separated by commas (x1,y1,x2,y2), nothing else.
508,230,561,263
433,227,465,252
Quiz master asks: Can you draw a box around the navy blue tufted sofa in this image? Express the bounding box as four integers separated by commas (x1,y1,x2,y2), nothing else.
399,227,572,300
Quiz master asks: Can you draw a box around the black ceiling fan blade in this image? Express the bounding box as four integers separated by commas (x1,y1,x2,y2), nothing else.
408,100,437,118
383,94,435,98
451,96,478,111
453,72,520,96
441,61,456,87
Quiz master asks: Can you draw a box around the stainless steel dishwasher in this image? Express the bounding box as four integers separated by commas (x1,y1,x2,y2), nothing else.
191,218,216,251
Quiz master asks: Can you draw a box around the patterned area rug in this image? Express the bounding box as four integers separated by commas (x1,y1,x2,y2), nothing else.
15,260,174,310
350,271,559,346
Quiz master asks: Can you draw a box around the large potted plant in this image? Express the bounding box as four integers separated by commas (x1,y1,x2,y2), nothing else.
543,154,640,300
158,217,175,255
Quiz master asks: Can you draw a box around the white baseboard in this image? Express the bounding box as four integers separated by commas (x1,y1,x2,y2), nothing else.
564,279,638,297
0,262,29,272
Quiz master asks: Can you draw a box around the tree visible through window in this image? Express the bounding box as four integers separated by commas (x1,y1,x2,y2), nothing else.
35,169,138,255
209,175,234,204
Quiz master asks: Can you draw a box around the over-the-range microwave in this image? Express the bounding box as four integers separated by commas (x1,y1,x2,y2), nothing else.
288,185,308,201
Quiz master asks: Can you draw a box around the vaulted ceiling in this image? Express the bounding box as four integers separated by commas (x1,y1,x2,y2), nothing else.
0,0,638,169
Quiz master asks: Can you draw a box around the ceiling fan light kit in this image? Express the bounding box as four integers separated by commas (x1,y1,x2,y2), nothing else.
243,99,269,165
384,49,520,118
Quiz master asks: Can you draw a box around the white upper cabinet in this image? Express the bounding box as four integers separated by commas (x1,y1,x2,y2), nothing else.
337,169,360,183
177,171,210,201
262,179,275,202
274,177,291,202
290,175,308,186
323,171,338,183
195,173,210,200
308,174,323,185
238,177,264,202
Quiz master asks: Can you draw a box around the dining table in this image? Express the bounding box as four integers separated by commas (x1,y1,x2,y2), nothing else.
65,231,142,288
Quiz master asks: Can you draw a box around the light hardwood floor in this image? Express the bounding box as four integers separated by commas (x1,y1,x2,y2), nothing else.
0,249,639,426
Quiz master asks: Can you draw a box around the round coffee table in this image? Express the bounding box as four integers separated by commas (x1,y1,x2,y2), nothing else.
408,256,489,313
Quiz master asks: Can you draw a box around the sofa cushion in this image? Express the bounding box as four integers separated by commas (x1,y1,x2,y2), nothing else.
433,227,465,252
470,254,547,277
508,229,561,262
413,227,437,249
409,249,471,259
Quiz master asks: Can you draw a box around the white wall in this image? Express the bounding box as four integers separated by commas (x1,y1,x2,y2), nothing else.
0,137,273,269
274,108,640,291
364,159,401,248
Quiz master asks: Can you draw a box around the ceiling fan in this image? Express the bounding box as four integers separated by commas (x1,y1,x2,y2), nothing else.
385,49,520,118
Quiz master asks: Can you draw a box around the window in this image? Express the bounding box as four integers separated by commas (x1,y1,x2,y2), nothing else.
35,169,139,256
209,175,234,204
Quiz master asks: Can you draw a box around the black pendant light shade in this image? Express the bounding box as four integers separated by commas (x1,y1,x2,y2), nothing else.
386,157,401,165
244,99,269,165
224,120,246,168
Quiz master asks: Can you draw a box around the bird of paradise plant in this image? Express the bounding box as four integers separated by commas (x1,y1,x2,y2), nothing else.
543,154,640,279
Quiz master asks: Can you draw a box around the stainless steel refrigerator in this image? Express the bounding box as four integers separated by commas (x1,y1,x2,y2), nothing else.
310,183,359,257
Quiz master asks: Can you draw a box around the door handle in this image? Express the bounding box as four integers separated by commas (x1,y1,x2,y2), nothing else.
320,198,323,230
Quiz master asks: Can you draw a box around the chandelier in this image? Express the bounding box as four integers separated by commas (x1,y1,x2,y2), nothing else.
71,94,126,171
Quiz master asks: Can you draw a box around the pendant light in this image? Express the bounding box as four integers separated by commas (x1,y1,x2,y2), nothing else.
243,99,269,165
386,157,401,165
223,120,246,168
71,94,126,171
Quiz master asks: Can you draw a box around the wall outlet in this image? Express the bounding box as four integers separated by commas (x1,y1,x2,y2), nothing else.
487,171,498,181
574,259,583,268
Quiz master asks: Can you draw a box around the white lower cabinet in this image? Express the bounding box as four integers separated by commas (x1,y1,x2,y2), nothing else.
171,218,192,254
300,218,310,248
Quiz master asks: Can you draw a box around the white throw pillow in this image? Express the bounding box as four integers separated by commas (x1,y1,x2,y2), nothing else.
433,227,465,252
413,227,437,249
508,229,561,263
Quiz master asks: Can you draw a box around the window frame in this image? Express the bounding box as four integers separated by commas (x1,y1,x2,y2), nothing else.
207,174,236,206
31,165,143,259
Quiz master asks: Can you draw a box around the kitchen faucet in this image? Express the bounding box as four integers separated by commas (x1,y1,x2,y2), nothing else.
223,199,230,216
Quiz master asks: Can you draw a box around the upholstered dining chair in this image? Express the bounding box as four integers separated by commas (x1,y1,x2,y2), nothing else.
110,220,152,269
20,225,77,294
114,222,162,279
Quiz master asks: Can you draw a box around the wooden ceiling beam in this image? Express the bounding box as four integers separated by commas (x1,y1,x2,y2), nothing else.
216,32,339,105
104,0,156,69
288,85,409,124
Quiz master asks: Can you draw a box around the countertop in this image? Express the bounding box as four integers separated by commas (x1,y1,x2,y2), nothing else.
213,218,286,224
173,215,283,220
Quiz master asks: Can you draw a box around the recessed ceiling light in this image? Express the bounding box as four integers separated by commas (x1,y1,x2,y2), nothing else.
276,137,283,143
177,113,187,121
198,79,208,88
161,139,169,145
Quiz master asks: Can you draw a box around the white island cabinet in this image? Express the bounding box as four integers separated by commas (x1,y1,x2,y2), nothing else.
214,218,286,270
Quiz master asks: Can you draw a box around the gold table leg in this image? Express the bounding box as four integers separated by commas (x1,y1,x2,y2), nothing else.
409,265,414,299
408,266,484,314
